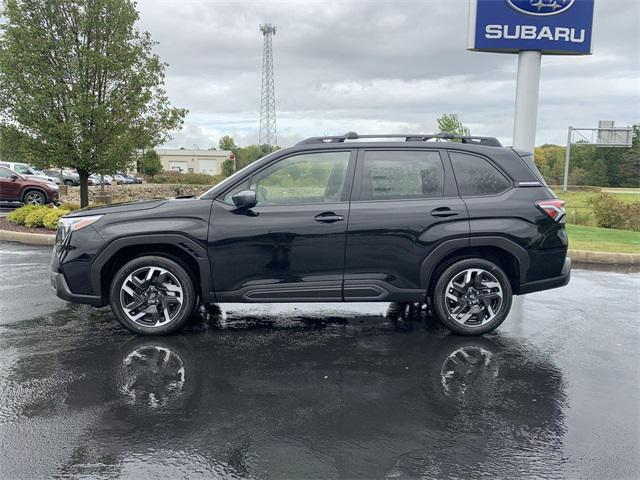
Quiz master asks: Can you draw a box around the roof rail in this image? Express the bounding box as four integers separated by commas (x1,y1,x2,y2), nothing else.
296,132,502,147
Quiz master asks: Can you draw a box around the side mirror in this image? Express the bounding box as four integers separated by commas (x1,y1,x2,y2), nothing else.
10,174,19,180
232,190,257,209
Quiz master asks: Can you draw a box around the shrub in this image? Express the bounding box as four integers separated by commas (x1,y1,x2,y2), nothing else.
147,171,224,185
625,203,640,231
7,205,43,225
589,193,640,231
59,202,81,211
42,209,70,230
24,207,50,228
139,150,163,176
221,159,235,177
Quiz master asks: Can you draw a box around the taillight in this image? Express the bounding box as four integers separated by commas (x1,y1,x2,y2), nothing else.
536,199,565,222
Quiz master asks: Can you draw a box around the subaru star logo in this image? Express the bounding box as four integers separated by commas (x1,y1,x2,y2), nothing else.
507,0,575,16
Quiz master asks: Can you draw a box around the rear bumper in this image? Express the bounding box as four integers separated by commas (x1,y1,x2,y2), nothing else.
519,257,571,295
50,271,104,307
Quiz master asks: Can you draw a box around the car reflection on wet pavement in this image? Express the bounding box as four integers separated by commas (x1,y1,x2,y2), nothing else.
0,242,639,479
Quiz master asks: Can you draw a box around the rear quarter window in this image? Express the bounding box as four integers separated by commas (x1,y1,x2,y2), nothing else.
450,151,511,197
519,153,547,185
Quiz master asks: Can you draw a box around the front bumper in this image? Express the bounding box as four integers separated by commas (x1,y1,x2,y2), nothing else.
519,257,571,295
50,271,104,307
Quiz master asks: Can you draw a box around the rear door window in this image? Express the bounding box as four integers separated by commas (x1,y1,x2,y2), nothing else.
450,152,511,196
358,150,444,200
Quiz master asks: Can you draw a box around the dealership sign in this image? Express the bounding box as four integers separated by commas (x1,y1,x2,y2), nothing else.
468,0,595,55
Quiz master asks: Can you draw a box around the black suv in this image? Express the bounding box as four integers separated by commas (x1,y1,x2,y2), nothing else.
51,133,570,336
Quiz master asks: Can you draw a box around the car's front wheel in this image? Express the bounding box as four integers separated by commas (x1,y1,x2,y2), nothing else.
433,258,512,335
109,256,197,335
23,189,46,205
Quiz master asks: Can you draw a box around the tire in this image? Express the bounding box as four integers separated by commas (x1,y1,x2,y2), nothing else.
432,258,512,336
22,189,46,205
109,255,197,335
64,179,74,186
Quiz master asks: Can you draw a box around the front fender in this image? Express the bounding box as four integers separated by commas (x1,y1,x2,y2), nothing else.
89,233,215,303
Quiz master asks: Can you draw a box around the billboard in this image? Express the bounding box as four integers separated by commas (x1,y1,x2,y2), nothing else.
468,0,595,55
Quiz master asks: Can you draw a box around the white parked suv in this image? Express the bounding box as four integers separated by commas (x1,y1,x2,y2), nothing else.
0,162,60,185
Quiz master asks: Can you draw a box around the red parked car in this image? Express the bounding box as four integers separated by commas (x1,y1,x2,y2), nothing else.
0,166,60,205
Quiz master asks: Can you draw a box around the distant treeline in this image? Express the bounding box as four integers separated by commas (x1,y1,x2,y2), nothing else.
534,124,639,188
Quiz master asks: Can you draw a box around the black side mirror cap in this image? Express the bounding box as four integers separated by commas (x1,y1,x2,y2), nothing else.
232,190,257,209
10,174,19,180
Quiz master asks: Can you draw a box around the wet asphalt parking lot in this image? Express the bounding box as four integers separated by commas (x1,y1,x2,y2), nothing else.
0,241,639,479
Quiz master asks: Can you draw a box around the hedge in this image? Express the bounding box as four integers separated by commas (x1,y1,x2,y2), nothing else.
6,205,70,230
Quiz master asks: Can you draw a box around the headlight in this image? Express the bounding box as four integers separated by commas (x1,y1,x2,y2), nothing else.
58,215,103,238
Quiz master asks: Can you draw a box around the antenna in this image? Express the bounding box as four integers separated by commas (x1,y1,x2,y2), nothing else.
259,24,277,147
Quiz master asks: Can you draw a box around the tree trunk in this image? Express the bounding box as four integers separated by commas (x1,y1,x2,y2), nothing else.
78,168,89,207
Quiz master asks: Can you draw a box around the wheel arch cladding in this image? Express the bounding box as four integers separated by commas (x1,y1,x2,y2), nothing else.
421,238,526,294
91,234,214,303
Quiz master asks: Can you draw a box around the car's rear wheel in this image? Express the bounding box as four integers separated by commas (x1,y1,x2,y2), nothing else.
23,189,46,205
63,179,74,186
433,258,512,335
109,256,197,335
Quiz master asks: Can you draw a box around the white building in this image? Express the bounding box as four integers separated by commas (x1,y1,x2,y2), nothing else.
155,149,232,175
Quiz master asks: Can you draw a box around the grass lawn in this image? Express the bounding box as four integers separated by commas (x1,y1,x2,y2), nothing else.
566,224,640,254
557,190,639,208
554,190,639,227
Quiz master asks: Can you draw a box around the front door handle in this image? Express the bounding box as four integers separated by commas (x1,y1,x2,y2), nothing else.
315,212,344,223
431,207,459,218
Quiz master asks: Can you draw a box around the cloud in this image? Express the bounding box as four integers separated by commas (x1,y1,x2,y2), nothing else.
137,0,640,149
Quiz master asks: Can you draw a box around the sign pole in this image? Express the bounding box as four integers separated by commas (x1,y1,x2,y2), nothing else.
562,126,573,192
512,50,541,152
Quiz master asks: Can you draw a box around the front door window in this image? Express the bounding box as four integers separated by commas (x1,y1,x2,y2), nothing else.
249,151,351,205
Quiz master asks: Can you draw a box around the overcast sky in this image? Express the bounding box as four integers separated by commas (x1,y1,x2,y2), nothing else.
136,0,639,149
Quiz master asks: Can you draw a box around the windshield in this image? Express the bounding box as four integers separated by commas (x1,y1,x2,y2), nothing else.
198,151,281,199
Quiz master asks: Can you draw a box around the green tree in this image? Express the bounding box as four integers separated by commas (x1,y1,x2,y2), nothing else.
619,124,640,187
218,135,238,152
138,150,163,176
534,144,565,184
236,144,278,169
437,113,471,137
221,159,235,177
0,0,186,206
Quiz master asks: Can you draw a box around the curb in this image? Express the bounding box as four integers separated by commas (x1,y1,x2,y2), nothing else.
0,229,55,246
0,229,638,265
568,249,640,266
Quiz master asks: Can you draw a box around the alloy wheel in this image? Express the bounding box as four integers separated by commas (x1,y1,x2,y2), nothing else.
24,191,44,205
444,268,503,327
119,266,184,328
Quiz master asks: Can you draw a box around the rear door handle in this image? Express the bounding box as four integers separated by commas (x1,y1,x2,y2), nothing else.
431,207,459,218
315,212,344,223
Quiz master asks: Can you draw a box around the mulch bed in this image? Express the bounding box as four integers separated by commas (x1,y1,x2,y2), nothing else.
0,217,54,235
